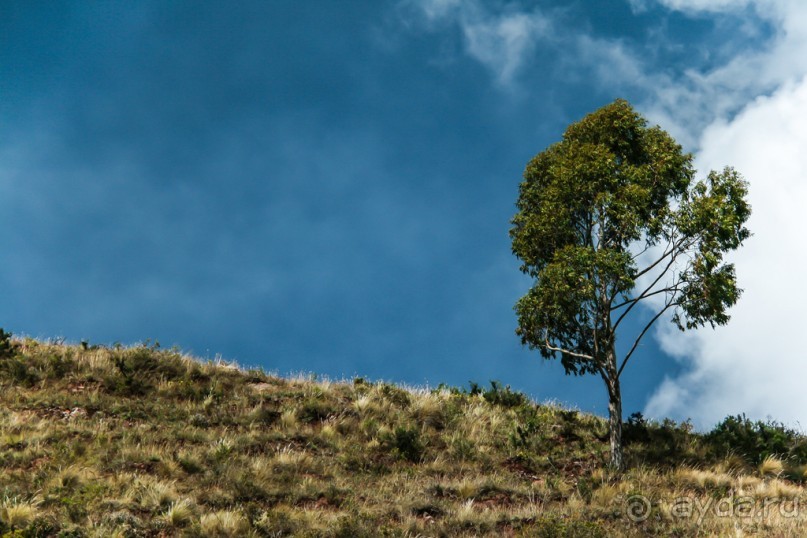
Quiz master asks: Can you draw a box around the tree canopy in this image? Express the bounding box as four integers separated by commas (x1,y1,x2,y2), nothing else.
510,99,751,469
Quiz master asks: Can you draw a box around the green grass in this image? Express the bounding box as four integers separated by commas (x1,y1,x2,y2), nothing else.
0,337,806,536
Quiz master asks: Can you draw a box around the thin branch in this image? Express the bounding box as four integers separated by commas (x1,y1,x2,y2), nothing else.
610,231,701,332
543,333,595,361
606,235,677,309
611,285,680,312
633,234,689,280
617,302,676,379
611,252,679,331
630,241,653,261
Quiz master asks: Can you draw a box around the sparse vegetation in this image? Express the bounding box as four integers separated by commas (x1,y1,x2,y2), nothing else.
0,333,806,535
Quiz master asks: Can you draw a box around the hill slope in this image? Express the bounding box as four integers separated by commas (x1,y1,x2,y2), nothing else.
0,336,806,536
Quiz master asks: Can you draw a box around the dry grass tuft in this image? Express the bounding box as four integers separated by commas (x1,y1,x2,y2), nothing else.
160,498,197,528
0,497,39,529
759,455,785,477
199,509,250,536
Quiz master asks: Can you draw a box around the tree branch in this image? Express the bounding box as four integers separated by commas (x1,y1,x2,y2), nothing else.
617,302,676,379
610,231,701,334
543,332,595,361
630,241,653,261
611,252,679,331
632,236,678,280
611,285,680,312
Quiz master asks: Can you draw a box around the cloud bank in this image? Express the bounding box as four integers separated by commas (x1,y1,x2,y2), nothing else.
639,0,807,428
646,75,807,427
403,0,652,92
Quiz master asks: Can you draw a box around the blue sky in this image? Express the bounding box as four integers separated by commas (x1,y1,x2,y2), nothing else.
2,1,805,426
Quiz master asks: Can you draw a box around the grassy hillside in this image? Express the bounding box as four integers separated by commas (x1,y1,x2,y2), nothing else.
1,335,807,536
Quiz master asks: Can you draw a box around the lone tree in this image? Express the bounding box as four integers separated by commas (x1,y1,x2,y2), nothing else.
510,99,750,470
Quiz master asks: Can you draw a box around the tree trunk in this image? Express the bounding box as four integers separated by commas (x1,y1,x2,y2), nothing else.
606,372,624,471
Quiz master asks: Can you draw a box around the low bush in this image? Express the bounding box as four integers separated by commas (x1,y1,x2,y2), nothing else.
469,380,530,409
706,414,802,465
386,426,423,462
623,412,698,466
0,329,14,359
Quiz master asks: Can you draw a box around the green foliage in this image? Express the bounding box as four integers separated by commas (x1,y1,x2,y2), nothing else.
105,345,186,396
0,330,14,360
623,412,699,466
0,331,38,387
468,380,530,409
509,404,542,449
511,98,750,371
44,354,74,380
178,456,204,475
378,383,412,408
386,426,423,462
436,380,532,408
706,414,803,465
296,399,335,424
0,357,40,387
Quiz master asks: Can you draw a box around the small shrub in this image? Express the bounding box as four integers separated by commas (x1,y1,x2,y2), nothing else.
0,357,39,387
296,399,335,423
707,414,798,465
624,413,697,466
169,379,209,402
0,330,15,359
177,456,204,475
623,412,651,444
104,361,150,397
190,413,210,428
470,380,530,409
388,426,423,462
105,346,188,397
509,406,541,449
449,433,476,461
101,510,143,532
23,517,58,537
378,384,411,408
46,354,75,380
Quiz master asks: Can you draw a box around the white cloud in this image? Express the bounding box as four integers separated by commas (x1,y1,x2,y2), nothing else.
405,0,664,94
405,0,552,86
641,0,807,428
575,35,648,88
416,0,462,21
652,0,754,11
640,0,807,144
462,11,551,86
646,78,807,427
